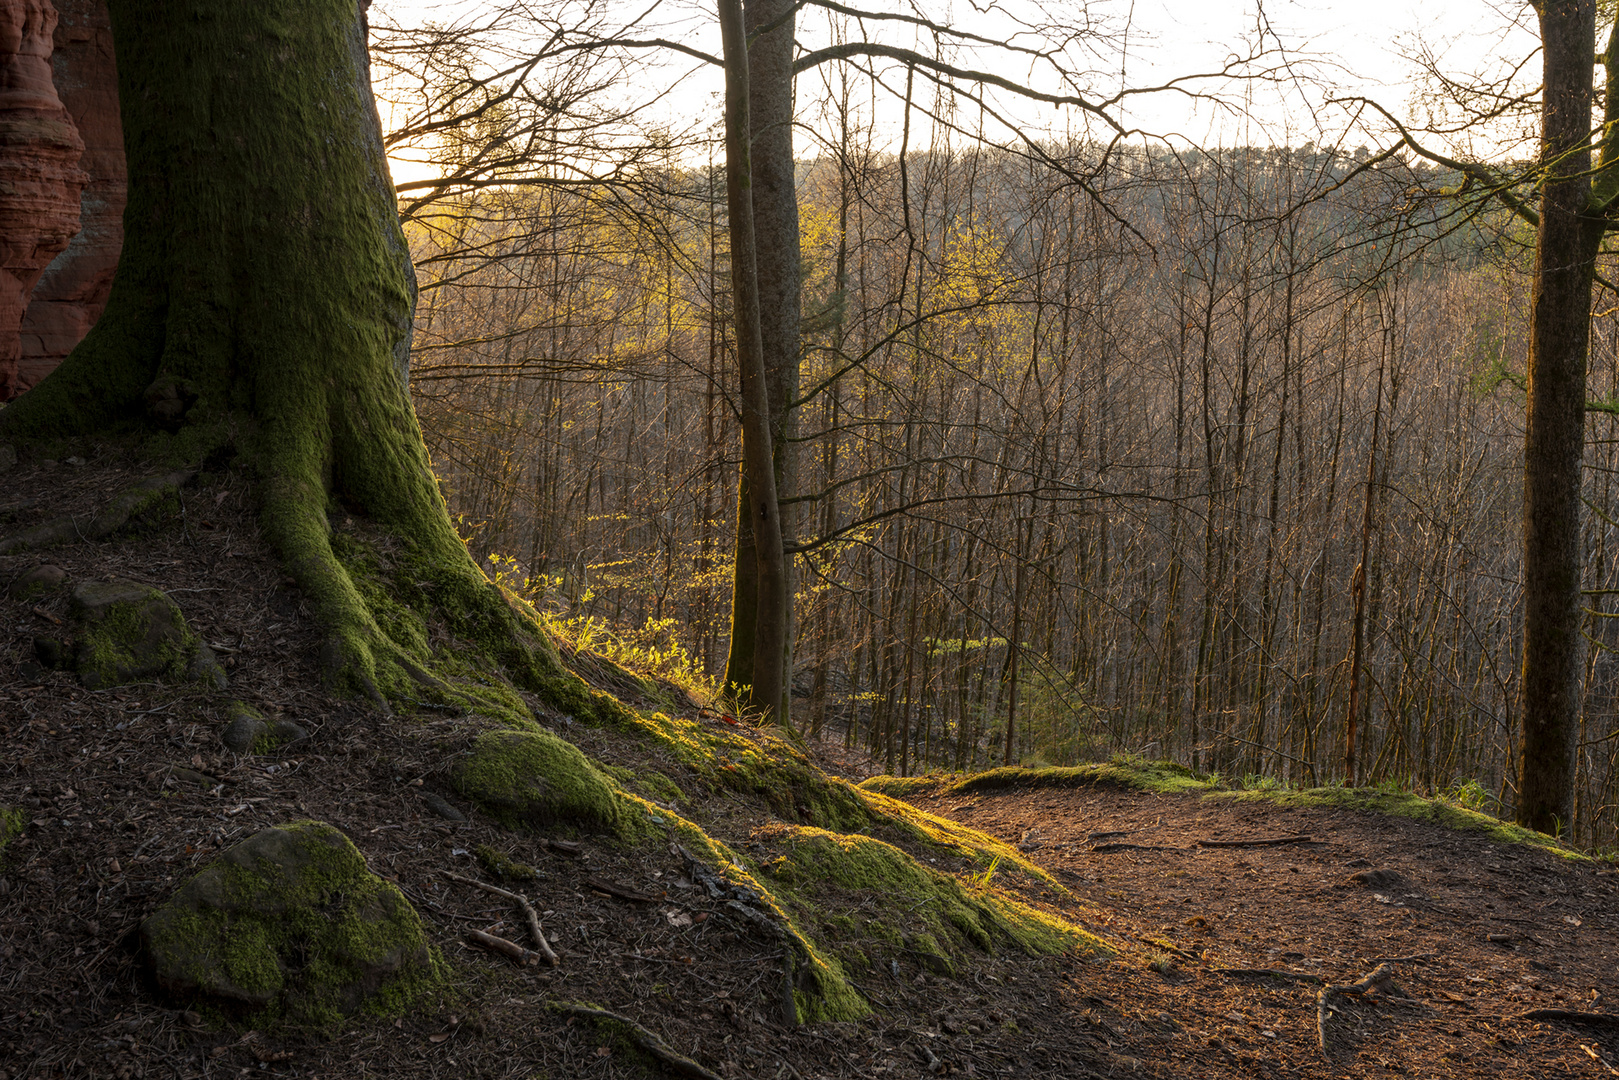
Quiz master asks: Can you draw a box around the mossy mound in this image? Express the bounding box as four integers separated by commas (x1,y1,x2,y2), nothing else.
141,821,441,1027
1212,785,1582,858
862,758,1216,799
752,823,1105,994
71,578,199,689
451,729,621,833
612,710,874,831
858,788,1059,887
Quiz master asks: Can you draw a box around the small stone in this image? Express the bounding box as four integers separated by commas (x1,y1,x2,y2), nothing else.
6,563,67,600
420,792,467,822
1350,868,1405,889
186,641,228,690
265,719,310,750
16,661,45,683
64,456,84,467
221,704,269,755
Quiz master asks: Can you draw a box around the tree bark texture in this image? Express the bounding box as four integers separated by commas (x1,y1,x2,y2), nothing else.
0,0,570,706
717,0,788,722
721,0,797,721
1518,0,1603,833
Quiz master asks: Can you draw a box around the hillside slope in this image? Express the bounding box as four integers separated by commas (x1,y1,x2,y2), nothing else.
1,454,1613,1080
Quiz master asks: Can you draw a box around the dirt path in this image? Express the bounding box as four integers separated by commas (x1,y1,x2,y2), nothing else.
907,781,1619,1078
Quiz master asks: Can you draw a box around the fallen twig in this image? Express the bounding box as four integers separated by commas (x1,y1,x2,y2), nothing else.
1317,963,1396,1056
585,875,661,903
440,870,559,965
466,928,545,966
1195,834,1316,848
556,1003,724,1080
1090,842,1183,853
1218,967,1323,984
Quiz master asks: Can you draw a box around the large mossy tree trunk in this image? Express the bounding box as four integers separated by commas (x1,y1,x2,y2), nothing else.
0,0,561,705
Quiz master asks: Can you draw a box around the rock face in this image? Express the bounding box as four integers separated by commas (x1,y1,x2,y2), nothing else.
142,822,439,1022
0,0,87,400
14,0,121,395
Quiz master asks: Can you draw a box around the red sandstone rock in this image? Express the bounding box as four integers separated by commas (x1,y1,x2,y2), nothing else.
15,0,121,396
0,0,87,401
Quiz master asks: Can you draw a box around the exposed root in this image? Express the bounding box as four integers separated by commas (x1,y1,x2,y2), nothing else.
554,1003,725,1080
0,470,194,555
1317,963,1396,1056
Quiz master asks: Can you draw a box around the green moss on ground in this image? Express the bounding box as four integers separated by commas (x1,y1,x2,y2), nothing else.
0,806,22,865
862,758,1216,799
473,844,541,883
859,788,1059,887
869,757,1582,859
1211,785,1583,857
752,823,1105,994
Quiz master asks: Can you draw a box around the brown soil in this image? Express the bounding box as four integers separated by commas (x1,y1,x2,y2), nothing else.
1,455,1616,1080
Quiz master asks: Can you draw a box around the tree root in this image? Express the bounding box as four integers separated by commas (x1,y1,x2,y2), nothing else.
1317,963,1396,1056
0,469,194,555
554,1003,724,1080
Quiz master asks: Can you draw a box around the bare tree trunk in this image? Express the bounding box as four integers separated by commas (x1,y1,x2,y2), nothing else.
716,0,787,722
1518,0,1606,832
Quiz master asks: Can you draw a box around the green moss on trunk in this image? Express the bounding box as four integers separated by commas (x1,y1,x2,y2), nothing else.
0,0,592,715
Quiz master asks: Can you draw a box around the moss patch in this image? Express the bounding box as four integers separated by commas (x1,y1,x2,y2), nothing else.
140,821,442,1028
1211,786,1583,858
474,843,540,883
751,823,1104,998
0,806,22,865
451,729,621,833
863,758,1217,799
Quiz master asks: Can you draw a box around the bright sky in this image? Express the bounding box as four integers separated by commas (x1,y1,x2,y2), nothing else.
374,0,1541,187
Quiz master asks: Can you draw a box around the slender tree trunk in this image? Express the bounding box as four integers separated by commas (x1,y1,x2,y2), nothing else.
1518,0,1605,832
717,0,787,722
721,0,800,722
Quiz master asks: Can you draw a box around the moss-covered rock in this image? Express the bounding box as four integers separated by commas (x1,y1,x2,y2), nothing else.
221,703,310,755
141,821,440,1026
451,729,621,832
5,562,67,601
71,578,198,689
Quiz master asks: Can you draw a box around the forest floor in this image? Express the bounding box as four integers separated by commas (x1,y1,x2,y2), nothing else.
1,454,1617,1080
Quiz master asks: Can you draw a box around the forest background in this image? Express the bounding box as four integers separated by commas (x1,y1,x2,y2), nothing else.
363,1,1619,847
